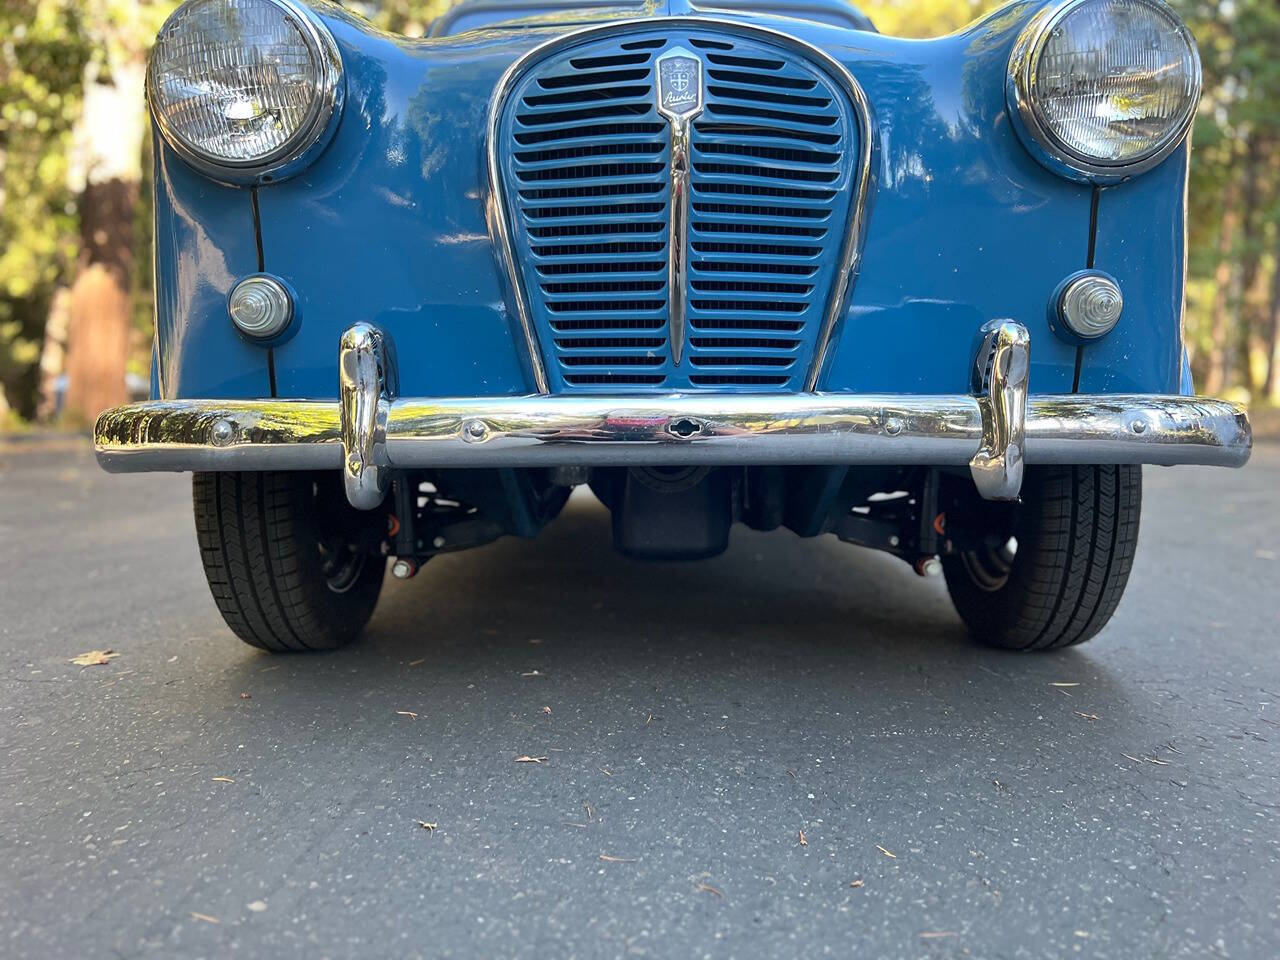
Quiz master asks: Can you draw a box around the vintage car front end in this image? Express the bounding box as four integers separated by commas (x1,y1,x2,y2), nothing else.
96,0,1251,652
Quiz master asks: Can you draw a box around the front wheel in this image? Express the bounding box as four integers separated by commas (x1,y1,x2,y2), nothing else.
942,464,1141,651
193,472,386,652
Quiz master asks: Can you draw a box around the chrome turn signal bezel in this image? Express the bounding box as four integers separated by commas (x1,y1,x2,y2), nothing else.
228,274,297,342
1006,0,1202,184
1050,270,1124,343
147,0,345,185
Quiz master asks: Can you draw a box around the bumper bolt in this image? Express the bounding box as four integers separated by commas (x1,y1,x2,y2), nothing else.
1131,419,1147,434
391,559,418,580
210,419,236,446
884,417,904,436
462,419,489,443
914,556,942,577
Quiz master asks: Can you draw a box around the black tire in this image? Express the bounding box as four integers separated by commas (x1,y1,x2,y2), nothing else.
192,472,386,652
942,464,1141,651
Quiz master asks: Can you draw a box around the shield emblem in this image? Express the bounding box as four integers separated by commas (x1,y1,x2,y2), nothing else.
655,47,703,121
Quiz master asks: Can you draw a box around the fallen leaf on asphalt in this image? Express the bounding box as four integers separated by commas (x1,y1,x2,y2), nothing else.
695,882,724,897
407,658,426,667
211,777,235,783
849,879,864,889
70,650,119,666
247,901,267,913
543,706,552,715
1074,711,1099,721
240,693,251,700
395,710,419,720
190,912,220,924
876,845,897,859
599,855,637,862
414,820,437,831
798,830,807,846
515,756,547,763
1121,752,1172,765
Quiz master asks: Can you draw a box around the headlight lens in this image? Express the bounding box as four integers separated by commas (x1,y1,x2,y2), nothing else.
1009,0,1201,178
148,0,342,177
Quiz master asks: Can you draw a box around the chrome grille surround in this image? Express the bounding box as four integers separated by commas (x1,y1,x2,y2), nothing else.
487,19,874,394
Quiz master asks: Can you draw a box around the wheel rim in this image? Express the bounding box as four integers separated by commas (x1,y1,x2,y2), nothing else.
310,478,374,595
319,538,368,594
960,537,1018,592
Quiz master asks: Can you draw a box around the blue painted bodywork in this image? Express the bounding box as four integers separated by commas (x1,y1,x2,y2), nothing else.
152,146,268,398
429,0,880,36
150,0,1191,403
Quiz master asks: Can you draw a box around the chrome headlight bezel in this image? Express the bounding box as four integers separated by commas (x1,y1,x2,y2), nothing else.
1006,0,1202,184
147,0,345,184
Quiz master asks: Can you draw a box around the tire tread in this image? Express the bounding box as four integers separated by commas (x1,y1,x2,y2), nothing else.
943,464,1141,651
192,472,384,652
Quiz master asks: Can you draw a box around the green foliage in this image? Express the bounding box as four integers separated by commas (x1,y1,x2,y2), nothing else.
348,0,454,35
1176,0,1280,392
0,1,93,413
0,0,174,417
859,0,1000,38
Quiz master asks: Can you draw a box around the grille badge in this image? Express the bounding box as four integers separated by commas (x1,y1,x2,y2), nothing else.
655,47,704,120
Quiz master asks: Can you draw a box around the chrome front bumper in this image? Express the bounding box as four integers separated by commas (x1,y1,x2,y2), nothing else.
95,322,1252,509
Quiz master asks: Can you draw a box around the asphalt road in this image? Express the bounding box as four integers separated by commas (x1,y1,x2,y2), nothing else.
2,441,1278,960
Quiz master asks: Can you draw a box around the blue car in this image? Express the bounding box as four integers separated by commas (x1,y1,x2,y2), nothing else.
96,0,1252,652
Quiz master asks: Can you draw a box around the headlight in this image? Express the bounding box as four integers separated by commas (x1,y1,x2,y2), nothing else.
1008,0,1201,181
148,0,343,181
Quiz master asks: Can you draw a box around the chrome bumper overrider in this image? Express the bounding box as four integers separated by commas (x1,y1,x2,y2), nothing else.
95,322,1252,509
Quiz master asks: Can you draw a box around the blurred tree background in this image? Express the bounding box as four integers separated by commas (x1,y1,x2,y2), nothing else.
1,0,1276,427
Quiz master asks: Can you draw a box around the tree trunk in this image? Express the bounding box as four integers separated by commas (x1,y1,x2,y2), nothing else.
1264,249,1280,403
62,60,145,425
37,288,73,421
64,259,133,424
1204,177,1241,396
1235,144,1265,397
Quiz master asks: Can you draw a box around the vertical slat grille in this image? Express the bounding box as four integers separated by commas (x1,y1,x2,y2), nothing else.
510,38,670,388
500,30,859,392
685,36,844,387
